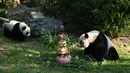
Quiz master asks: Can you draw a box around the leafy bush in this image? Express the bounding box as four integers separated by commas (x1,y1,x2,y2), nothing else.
0,0,16,8
31,0,130,37
0,9,6,27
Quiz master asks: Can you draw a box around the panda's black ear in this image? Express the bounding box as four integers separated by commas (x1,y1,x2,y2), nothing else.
85,33,88,38
22,26,26,31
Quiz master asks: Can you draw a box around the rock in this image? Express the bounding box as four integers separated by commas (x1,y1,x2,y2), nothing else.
5,4,40,22
4,4,64,36
26,18,64,36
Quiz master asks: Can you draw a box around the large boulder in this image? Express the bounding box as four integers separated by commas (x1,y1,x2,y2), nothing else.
26,17,64,36
5,4,64,36
5,4,39,21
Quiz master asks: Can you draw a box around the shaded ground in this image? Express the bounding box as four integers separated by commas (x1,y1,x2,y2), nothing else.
0,25,130,73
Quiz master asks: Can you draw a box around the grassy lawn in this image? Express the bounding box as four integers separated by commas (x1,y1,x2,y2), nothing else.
0,29,130,73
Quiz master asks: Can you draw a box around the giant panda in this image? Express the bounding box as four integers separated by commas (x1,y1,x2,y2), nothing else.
77,30,119,62
3,20,31,41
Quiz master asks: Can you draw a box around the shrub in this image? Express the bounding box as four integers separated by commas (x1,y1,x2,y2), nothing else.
21,0,130,37
0,9,6,27
0,0,16,8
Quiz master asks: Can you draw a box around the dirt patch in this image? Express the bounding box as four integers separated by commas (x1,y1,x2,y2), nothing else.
0,47,8,53
112,36,130,52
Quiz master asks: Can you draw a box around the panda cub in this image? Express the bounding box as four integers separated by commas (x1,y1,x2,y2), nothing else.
3,20,31,41
78,30,119,62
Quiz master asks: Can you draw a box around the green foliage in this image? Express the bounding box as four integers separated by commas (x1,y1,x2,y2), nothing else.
0,9,5,17
0,0,16,8
32,0,130,37
0,9,6,27
5,0,17,8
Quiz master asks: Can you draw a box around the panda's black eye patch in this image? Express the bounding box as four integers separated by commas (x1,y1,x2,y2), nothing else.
79,41,83,44
22,26,26,31
26,32,29,35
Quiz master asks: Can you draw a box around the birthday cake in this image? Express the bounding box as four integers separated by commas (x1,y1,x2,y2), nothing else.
57,54,71,64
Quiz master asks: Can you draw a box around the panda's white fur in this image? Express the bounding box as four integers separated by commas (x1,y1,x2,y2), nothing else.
78,30,119,61
3,20,19,31
78,30,100,48
104,35,114,53
3,20,31,41
3,20,31,36
78,30,114,50
19,22,31,36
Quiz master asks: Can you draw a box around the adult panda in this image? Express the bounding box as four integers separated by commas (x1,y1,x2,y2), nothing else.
3,20,31,41
77,30,119,62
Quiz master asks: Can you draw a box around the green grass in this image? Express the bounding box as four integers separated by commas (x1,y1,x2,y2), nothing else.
0,32,130,73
